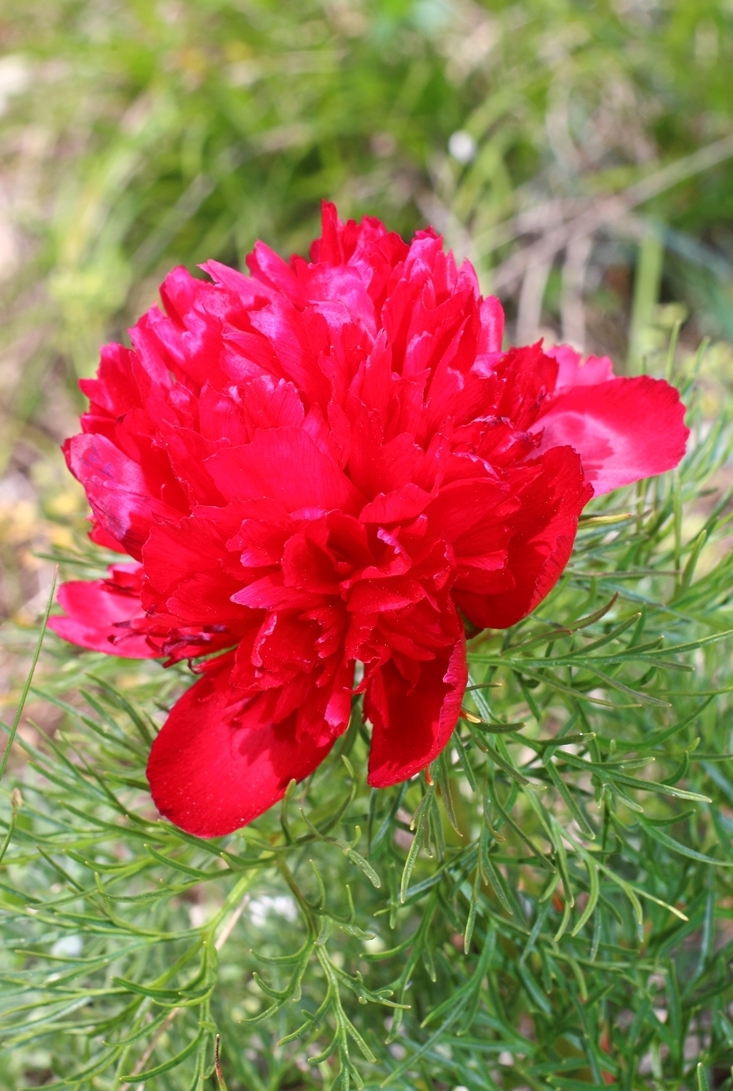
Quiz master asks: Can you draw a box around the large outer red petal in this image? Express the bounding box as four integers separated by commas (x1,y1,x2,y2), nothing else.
453,446,591,630
535,375,689,496
49,576,159,659
147,661,336,837
365,632,467,787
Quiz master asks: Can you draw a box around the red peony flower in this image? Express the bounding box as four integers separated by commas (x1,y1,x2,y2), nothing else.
50,203,689,836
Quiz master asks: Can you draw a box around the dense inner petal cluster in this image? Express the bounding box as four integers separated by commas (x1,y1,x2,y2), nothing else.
50,203,689,836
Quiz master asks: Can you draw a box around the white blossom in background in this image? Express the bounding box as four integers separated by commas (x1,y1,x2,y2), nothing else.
448,129,477,164
0,54,31,116
249,894,298,928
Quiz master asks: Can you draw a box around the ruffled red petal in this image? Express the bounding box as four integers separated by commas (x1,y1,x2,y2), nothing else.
49,570,159,658
206,426,364,513
365,632,467,787
65,433,183,559
547,344,613,389
453,445,591,630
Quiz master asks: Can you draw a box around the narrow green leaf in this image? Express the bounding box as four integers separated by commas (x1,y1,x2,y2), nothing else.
638,818,733,866
542,757,596,840
121,1028,204,1081
571,853,600,936
0,570,56,783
